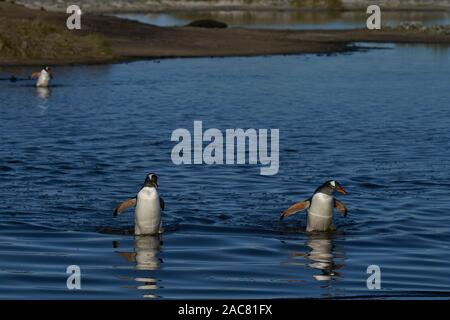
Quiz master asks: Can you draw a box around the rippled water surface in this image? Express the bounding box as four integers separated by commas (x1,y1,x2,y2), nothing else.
1,43,449,299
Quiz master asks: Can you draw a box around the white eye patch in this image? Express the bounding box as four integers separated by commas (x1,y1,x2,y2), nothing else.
148,174,154,180
330,180,336,187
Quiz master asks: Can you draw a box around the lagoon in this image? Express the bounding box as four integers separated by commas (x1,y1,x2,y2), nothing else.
0,42,449,299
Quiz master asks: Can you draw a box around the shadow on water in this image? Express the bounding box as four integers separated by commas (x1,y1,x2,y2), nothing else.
113,235,163,299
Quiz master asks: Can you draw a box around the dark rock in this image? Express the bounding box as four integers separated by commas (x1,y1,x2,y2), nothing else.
187,19,227,29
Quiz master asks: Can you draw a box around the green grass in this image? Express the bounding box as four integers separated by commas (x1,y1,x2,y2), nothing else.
0,18,114,63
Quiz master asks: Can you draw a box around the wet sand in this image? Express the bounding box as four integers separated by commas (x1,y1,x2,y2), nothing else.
1,2,449,66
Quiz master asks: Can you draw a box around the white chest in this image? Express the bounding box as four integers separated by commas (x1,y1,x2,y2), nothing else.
135,187,161,235
37,70,50,87
137,187,158,201
308,193,334,218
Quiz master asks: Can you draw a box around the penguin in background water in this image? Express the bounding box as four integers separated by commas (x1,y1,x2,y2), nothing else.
280,180,348,232
113,173,165,236
31,66,52,87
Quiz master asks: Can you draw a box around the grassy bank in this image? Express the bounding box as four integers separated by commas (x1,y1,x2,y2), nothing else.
0,18,115,65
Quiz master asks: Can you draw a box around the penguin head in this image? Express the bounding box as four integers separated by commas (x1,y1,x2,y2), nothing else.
44,67,52,78
144,173,158,188
317,180,347,195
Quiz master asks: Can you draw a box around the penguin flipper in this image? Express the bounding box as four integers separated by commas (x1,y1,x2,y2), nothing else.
159,196,165,210
334,199,347,217
31,72,40,78
117,252,137,263
113,198,137,216
280,199,310,220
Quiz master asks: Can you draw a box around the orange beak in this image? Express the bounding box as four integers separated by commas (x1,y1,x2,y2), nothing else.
337,186,347,195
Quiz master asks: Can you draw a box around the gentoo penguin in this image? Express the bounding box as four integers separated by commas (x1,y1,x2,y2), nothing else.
113,173,165,236
31,66,52,87
280,180,347,232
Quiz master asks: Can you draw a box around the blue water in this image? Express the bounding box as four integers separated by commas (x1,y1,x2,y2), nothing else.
0,43,450,299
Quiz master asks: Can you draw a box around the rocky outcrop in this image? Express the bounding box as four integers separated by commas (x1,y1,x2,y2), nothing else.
187,19,227,28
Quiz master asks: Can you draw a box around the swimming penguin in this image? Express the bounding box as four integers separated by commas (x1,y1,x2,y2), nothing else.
31,66,52,87
280,180,347,232
113,173,165,236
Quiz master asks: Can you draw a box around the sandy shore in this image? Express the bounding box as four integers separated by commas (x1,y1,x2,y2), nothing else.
1,2,449,66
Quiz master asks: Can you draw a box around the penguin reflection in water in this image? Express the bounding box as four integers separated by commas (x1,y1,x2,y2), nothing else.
114,236,161,298
114,236,162,271
280,180,348,232
289,233,345,281
113,173,165,236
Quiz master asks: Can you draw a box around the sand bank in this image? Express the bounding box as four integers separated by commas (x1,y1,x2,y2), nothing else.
1,2,449,66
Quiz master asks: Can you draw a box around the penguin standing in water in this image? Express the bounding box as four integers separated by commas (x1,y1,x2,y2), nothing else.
113,173,165,236
280,180,348,232
31,66,52,87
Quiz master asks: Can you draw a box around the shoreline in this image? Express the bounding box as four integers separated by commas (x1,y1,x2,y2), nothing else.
1,3,449,67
